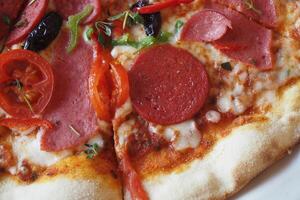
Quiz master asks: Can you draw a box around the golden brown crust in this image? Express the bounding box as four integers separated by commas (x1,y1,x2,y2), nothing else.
138,79,300,200
0,154,122,200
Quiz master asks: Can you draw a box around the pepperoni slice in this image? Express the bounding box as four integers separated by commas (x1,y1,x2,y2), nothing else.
181,9,232,42
210,0,277,28
53,0,101,24
129,44,209,125
6,0,49,46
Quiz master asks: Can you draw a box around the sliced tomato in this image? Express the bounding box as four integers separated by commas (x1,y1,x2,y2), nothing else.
0,118,53,130
110,60,129,108
89,36,129,121
89,41,112,121
0,49,54,118
136,0,194,14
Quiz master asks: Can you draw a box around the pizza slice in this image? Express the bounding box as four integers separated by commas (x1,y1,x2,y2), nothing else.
0,1,123,199
108,0,300,199
0,0,300,200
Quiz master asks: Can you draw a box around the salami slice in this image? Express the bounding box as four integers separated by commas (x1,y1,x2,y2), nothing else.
129,44,209,125
209,3,273,69
53,0,101,24
210,0,277,28
6,0,49,46
40,29,98,151
181,9,232,42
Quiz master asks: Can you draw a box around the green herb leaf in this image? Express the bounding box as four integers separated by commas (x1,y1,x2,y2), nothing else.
97,33,105,46
107,12,126,21
112,33,138,48
15,79,34,114
84,143,100,159
95,21,112,37
138,36,156,49
66,5,94,53
221,62,232,71
2,15,11,26
175,20,184,33
85,27,94,40
128,12,144,25
112,31,173,52
157,31,172,43
108,10,143,29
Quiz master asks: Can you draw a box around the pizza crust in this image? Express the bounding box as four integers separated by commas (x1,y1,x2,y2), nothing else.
0,155,122,200
139,80,300,200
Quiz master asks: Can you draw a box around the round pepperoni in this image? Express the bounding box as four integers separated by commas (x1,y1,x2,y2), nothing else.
181,9,232,42
53,0,101,24
6,0,49,46
129,44,209,125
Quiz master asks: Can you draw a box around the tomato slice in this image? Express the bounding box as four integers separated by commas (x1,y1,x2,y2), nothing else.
89,41,112,121
0,49,54,118
0,118,53,130
136,0,194,14
110,60,129,108
89,36,129,121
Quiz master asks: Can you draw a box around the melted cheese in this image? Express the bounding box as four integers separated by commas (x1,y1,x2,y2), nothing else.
11,129,71,171
149,120,201,151
117,119,137,146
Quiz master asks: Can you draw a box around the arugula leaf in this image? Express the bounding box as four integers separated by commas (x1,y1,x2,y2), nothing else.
66,5,93,53
138,36,156,49
157,31,172,43
175,20,184,33
112,33,138,47
112,31,173,51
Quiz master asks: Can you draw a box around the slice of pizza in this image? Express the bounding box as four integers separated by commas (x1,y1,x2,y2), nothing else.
107,0,300,199
1,0,300,199
0,1,123,199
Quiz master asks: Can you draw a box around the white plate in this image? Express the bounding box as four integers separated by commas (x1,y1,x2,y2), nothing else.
234,145,300,200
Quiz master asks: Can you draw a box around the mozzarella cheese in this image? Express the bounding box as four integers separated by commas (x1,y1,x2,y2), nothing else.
149,120,201,151
11,128,71,172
